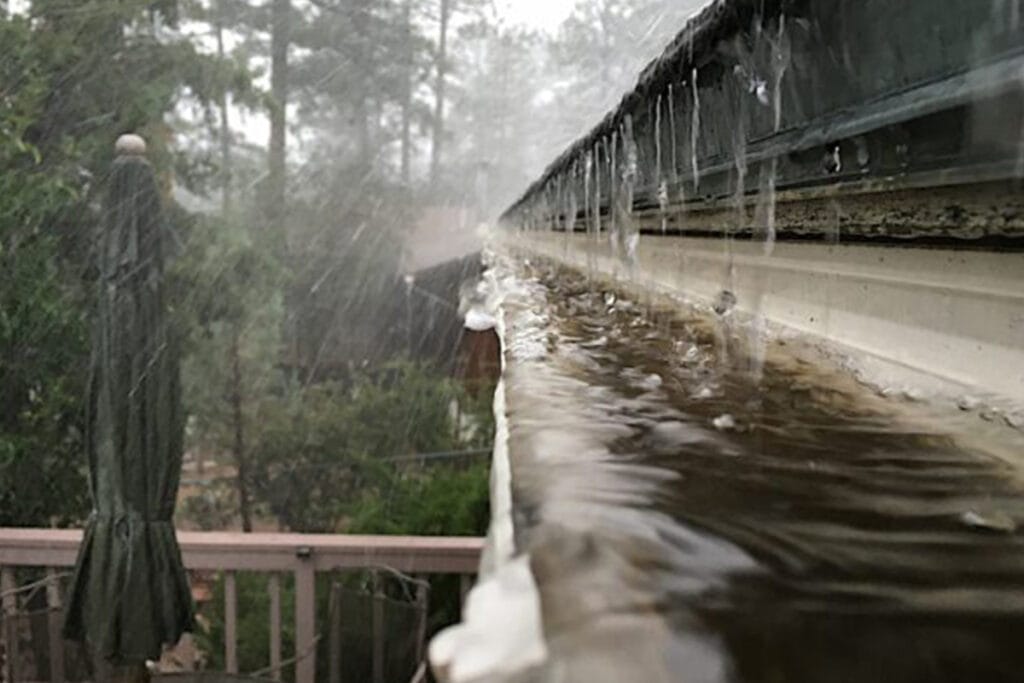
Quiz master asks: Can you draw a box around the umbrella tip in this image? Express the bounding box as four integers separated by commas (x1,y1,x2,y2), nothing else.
115,134,147,157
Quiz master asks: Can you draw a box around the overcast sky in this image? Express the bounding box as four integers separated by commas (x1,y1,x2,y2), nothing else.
497,0,578,33
6,0,632,34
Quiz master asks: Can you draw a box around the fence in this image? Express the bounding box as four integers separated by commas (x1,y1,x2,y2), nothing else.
0,529,482,683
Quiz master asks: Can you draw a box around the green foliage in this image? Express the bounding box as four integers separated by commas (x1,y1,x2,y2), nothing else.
0,2,252,528
171,208,288,532
0,16,90,524
348,460,490,537
177,214,286,443
0,15,81,236
0,230,89,526
249,362,488,533
193,361,491,680
1,1,509,673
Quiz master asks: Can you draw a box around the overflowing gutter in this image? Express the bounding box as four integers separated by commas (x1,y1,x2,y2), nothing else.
432,2,1024,681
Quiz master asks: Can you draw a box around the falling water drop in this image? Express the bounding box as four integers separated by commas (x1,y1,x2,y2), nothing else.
619,116,641,266
763,168,777,256
828,200,842,244
626,232,640,262
668,83,679,188
654,94,663,190
771,15,790,132
594,141,604,237
655,94,669,233
658,180,670,234
609,130,619,255
691,68,701,190
754,79,770,106
566,174,579,236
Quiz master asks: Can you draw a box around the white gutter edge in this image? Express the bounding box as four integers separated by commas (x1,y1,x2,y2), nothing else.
429,251,548,683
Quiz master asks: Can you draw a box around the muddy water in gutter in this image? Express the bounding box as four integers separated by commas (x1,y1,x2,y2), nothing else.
499,259,1024,683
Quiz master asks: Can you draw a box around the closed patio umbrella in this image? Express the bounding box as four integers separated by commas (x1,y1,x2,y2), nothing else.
63,135,194,675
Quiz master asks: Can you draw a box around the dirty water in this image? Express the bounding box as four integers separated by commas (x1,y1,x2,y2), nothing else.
496,258,1024,683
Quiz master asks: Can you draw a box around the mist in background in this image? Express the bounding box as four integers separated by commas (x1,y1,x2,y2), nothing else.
0,0,711,538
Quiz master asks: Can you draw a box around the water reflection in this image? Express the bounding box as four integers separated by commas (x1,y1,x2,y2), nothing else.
499,259,1024,683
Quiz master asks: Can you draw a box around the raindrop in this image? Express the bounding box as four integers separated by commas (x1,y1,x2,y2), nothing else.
957,395,983,411
714,290,737,316
713,414,737,431
855,136,871,169
960,510,1018,534
824,143,843,174
639,373,663,391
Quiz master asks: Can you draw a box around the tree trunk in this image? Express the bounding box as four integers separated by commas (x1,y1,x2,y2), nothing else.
216,0,232,214
429,0,451,188
400,0,413,184
268,0,290,238
230,327,253,533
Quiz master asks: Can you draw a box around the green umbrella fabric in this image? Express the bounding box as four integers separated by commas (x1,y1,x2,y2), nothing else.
63,147,194,664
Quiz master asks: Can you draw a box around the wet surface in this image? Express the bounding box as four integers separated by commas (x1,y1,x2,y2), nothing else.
498,259,1024,683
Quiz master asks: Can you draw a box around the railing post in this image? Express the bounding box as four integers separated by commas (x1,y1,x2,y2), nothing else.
294,558,316,683
328,582,341,683
414,580,428,667
225,571,238,674
269,573,282,681
2,567,18,683
372,572,384,683
46,568,65,683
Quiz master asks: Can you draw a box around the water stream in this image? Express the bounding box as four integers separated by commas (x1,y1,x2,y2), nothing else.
497,257,1024,683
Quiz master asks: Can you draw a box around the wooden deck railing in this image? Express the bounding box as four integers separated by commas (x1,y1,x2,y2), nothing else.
0,528,483,683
